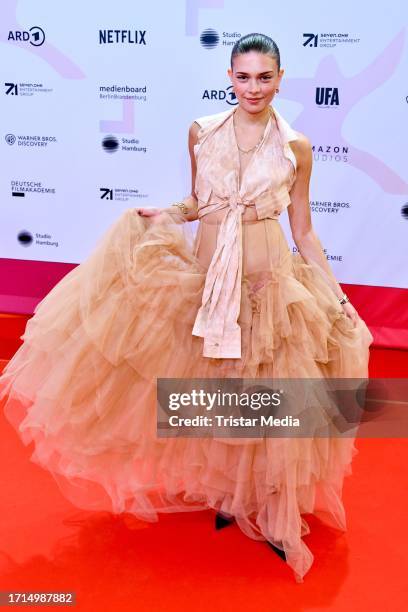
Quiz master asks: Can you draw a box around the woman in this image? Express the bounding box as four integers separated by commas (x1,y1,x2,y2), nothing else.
0,34,373,582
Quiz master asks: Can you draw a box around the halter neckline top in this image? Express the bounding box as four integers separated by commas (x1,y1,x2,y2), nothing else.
191,105,298,359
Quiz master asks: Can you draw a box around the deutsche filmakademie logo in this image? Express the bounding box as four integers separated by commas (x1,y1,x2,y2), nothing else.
8,26,45,46
11,180,56,197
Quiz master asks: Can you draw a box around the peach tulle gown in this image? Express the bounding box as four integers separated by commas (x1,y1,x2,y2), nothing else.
0,105,373,582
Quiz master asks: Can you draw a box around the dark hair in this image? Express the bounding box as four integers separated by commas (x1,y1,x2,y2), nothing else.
230,33,280,72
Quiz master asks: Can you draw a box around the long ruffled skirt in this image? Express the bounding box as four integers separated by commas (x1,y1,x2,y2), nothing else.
0,208,373,582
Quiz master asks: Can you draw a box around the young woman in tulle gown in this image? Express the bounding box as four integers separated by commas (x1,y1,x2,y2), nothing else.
0,33,373,582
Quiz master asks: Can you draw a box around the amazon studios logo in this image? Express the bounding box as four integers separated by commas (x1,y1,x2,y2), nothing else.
8,26,45,46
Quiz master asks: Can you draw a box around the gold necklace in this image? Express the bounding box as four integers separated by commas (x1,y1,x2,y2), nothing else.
233,108,271,154
236,141,261,154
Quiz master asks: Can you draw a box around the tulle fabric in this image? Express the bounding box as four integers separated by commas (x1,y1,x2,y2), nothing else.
0,208,373,582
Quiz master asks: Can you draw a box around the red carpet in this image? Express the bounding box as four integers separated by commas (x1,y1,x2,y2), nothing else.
0,314,407,610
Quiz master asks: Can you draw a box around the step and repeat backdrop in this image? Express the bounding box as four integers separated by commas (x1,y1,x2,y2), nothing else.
1,0,407,344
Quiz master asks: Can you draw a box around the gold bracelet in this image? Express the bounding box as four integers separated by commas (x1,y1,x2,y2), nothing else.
171,201,189,215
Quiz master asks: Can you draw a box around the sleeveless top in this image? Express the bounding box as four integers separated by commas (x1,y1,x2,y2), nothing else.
190,105,298,359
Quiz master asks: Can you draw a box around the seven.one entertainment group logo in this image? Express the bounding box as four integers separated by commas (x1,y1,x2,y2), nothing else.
302,32,361,48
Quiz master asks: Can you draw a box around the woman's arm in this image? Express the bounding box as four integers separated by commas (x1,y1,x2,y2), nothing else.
287,132,359,325
136,121,200,222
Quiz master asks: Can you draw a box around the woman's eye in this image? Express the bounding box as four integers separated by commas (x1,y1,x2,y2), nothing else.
236,76,272,81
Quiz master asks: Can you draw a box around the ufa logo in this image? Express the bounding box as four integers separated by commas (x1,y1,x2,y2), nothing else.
8,26,45,46
315,87,339,106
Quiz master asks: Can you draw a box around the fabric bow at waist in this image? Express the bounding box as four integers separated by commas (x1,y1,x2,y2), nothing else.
192,194,248,359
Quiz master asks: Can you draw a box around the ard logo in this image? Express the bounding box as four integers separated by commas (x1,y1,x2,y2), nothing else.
203,85,237,105
8,26,45,46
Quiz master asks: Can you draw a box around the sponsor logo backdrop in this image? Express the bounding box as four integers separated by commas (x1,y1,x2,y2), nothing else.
1,0,407,294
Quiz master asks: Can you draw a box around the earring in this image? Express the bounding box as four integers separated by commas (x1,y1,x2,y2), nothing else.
275,88,279,93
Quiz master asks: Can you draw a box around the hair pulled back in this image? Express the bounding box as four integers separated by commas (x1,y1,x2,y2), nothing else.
231,33,280,72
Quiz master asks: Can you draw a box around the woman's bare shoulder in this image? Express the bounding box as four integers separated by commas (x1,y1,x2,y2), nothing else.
189,121,200,146
189,121,201,135
189,108,231,145
291,130,312,151
193,108,230,129
289,130,313,166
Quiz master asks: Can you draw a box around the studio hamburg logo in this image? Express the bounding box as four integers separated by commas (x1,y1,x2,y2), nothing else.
102,134,119,153
200,28,219,49
8,26,45,46
17,230,33,247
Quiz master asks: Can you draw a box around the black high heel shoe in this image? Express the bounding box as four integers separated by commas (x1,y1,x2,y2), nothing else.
266,540,287,562
215,513,287,562
215,511,235,530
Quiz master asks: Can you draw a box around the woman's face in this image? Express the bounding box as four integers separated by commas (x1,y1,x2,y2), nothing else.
227,51,283,113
